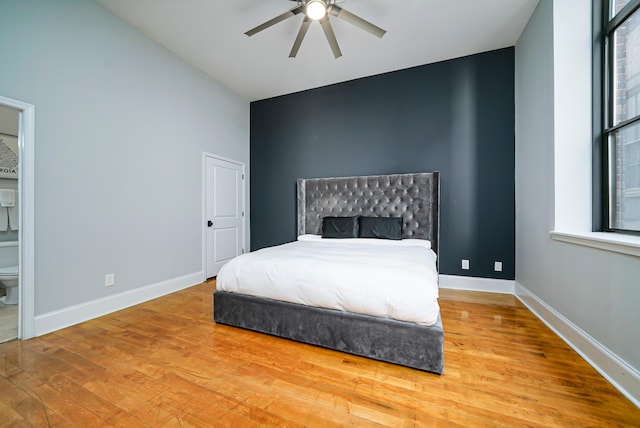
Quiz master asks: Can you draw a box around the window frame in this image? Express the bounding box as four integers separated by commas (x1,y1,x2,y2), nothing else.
602,0,640,235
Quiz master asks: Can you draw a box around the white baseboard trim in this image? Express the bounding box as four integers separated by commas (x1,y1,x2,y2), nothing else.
439,274,515,294
34,271,203,337
515,282,640,408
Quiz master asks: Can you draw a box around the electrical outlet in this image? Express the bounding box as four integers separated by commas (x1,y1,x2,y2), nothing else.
105,273,115,287
461,259,470,270
494,261,503,272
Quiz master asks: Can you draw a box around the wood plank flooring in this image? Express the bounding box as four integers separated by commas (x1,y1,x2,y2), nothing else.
1,280,639,427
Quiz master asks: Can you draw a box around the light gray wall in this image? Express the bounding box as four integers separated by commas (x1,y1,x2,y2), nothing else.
0,0,249,314
515,0,640,372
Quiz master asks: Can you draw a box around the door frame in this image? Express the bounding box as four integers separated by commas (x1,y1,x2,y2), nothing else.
0,95,35,339
202,152,246,280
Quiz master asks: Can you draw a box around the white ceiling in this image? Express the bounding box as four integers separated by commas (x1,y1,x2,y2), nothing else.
95,0,539,102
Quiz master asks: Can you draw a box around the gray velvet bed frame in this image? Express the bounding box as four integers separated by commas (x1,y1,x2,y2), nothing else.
214,172,443,374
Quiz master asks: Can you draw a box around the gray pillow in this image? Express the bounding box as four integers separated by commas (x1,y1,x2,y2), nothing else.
322,216,359,238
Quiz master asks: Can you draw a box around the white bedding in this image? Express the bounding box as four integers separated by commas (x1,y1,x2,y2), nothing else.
216,235,440,326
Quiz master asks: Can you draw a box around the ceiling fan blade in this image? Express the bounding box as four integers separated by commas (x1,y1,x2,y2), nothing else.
289,16,312,58
320,16,342,59
245,5,304,36
328,5,386,38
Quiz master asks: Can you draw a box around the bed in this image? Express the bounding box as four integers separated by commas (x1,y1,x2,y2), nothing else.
213,172,443,374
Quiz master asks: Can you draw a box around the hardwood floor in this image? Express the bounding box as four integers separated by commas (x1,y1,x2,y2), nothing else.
1,280,639,427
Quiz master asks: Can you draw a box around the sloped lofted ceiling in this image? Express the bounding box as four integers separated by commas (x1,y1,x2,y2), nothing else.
95,0,539,101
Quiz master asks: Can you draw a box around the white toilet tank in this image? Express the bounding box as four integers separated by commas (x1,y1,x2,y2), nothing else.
0,241,18,268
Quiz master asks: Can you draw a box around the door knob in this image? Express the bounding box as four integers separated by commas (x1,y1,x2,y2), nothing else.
207,220,213,227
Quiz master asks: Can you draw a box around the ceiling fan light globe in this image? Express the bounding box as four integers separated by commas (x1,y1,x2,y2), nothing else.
305,0,327,20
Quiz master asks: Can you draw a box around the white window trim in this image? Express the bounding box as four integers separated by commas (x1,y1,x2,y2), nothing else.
550,231,640,257
549,1,640,258
552,0,593,233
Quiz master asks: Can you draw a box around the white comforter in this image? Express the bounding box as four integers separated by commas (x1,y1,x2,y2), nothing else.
216,235,440,326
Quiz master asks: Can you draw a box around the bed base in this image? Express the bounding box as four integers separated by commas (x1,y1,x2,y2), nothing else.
214,291,444,374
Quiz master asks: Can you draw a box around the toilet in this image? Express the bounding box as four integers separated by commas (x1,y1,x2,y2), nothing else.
0,241,19,305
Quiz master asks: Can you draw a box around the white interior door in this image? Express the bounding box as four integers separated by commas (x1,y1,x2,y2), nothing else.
205,156,244,278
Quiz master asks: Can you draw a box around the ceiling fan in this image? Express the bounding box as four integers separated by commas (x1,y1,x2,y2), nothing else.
244,0,386,59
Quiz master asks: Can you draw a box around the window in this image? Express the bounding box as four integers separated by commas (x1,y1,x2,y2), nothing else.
604,0,640,232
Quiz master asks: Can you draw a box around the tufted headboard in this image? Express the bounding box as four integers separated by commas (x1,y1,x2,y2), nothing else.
296,172,440,254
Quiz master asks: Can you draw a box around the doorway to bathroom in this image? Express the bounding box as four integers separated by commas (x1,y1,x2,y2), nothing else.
0,95,35,341
0,104,19,342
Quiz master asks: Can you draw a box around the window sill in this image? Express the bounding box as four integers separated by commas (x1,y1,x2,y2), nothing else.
550,231,640,258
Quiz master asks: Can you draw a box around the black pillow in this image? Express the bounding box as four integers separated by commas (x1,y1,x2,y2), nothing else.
322,216,359,238
359,216,403,240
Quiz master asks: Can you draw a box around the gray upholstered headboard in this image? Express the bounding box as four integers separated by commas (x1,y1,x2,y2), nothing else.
296,172,440,254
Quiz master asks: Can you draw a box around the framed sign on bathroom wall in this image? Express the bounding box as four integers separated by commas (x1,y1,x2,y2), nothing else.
0,133,18,180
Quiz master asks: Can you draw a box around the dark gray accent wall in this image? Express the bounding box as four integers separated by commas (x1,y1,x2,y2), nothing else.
250,48,515,279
